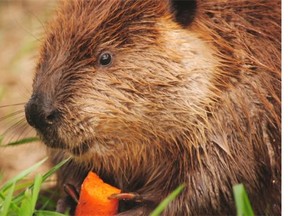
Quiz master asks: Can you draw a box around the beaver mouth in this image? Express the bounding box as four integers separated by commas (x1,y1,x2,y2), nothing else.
45,139,91,156
39,131,91,156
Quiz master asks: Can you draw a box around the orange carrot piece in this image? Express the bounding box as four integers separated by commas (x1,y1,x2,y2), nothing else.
75,171,121,216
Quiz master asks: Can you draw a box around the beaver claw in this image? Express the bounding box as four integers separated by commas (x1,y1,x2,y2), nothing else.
63,183,79,204
108,192,144,203
63,183,144,204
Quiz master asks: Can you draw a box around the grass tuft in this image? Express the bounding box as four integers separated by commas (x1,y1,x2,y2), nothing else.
0,157,70,216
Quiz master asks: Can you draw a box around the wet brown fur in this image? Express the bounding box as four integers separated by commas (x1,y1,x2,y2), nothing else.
28,0,281,215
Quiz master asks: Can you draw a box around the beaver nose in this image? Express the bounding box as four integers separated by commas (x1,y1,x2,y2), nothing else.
25,95,60,130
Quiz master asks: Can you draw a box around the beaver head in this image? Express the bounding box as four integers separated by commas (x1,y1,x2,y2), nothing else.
25,0,217,158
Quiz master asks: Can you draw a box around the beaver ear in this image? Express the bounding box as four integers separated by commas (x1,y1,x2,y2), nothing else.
169,0,197,27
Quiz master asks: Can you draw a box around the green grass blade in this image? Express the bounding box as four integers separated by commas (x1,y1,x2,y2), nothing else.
0,190,20,213
31,174,42,213
1,137,40,147
233,184,254,216
0,192,5,202
0,158,47,193
41,157,71,182
13,180,34,192
150,184,185,216
0,182,15,216
19,189,33,216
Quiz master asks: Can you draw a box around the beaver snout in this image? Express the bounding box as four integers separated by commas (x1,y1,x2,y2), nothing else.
25,94,86,151
25,95,60,132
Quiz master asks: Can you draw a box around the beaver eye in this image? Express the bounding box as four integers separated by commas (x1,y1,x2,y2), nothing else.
99,52,112,66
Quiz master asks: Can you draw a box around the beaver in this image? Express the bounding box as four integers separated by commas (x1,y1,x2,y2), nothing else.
24,0,281,215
